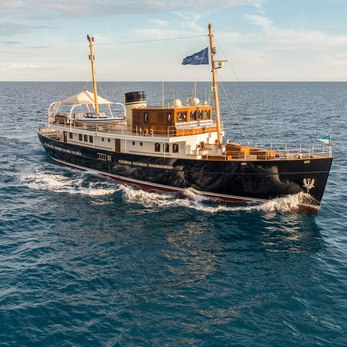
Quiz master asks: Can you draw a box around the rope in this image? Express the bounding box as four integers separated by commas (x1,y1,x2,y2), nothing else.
215,37,240,81
57,46,88,98
94,34,208,46
218,73,251,146
213,37,253,145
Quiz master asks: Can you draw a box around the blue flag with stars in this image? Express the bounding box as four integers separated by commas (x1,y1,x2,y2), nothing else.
182,47,209,65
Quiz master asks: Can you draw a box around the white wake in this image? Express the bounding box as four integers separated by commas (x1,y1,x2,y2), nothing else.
20,172,118,197
121,185,313,213
20,171,314,213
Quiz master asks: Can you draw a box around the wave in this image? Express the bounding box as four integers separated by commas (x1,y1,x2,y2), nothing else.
121,185,313,214
19,172,118,197
20,171,313,213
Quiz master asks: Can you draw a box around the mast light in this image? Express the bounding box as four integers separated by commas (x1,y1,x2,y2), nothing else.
215,60,228,69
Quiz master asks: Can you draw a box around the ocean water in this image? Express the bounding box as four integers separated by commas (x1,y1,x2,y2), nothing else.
0,81,346,346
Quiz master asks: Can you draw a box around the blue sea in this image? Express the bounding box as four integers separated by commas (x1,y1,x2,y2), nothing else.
0,81,346,346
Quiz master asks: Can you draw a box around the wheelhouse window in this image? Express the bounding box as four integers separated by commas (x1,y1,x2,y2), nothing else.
154,143,161,152
173,144,179,153
204,110,210,119
190,111,197,121
177,112,187,121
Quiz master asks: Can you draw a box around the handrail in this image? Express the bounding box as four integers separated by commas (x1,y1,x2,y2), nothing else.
40,121,331,157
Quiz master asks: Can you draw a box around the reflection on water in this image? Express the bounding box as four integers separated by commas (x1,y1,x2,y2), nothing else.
164,223,218,282
215,211,324,255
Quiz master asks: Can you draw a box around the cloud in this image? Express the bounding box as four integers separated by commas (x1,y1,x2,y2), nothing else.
1,40,22,45
8,63,40,70
7,63,55,71
0,0,262,19
320,53,347,67
0,22,51,36
240,13,347,50
244,14,272,28
232,47,268,64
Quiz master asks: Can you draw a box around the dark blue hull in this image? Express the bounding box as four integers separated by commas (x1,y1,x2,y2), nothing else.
38,133,333,209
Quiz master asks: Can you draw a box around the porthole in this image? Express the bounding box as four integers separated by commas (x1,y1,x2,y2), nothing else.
132,141,135,145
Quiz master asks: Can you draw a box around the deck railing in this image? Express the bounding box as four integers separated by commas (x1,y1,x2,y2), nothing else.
250,142,332,158
38,123,332,160
40,120,221,139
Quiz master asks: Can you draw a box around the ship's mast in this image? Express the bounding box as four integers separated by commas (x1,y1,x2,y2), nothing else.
87,35,99,114
208,23,222,145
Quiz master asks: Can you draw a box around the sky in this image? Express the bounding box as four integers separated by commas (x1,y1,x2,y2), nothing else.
1,0,347,81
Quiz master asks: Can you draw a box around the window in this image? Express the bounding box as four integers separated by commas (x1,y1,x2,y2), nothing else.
69,133,73,139
108,138,111,143
144,112,149,123
79,134,82,141
190,111,197,121
167,114,172,122
102,137,104,142
140,142,143,146
89,135,93,143
165,143,170,153
177,112,187,121
154,143,161,152
98,153,107,161
173,144,179,153
97,153,112,161
197,111,203,119
132,141,135,146
204,110,210,119
84,135,88,142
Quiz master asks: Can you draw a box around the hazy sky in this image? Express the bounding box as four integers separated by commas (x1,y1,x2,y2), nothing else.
1,0,347,81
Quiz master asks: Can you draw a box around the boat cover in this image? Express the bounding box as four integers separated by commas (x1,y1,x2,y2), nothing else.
61,90,112,105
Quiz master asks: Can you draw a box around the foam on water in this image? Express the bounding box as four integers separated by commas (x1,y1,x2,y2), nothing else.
120,183,313,214
19,171,314,213
19,172,118,197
